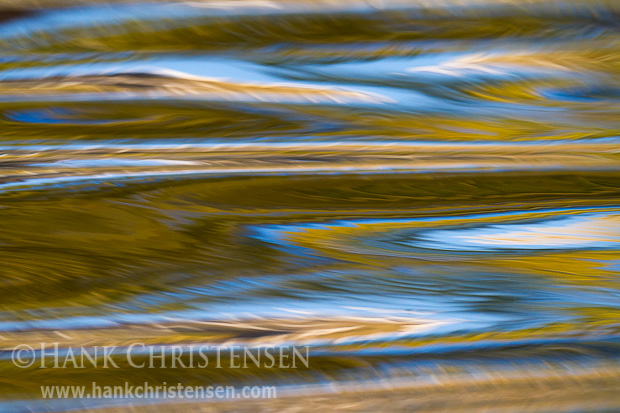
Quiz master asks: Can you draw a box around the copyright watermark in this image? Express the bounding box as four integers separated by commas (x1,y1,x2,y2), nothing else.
41,382,277,400
12,344,38,368
11,343,309,369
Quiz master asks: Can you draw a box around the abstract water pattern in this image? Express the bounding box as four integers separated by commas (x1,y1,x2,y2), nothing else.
1,0,620,411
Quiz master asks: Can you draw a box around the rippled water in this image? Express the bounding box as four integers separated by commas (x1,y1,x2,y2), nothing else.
2,0,620,411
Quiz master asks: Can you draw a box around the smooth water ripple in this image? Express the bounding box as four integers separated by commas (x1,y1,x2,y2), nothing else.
1,0,620,411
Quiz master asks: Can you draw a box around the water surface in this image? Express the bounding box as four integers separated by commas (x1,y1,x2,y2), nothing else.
1,1,620,411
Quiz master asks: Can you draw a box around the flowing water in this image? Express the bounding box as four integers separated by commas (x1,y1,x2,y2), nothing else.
1,0,620,411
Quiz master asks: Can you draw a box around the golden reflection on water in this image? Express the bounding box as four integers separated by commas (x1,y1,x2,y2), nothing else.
1,0,620,411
